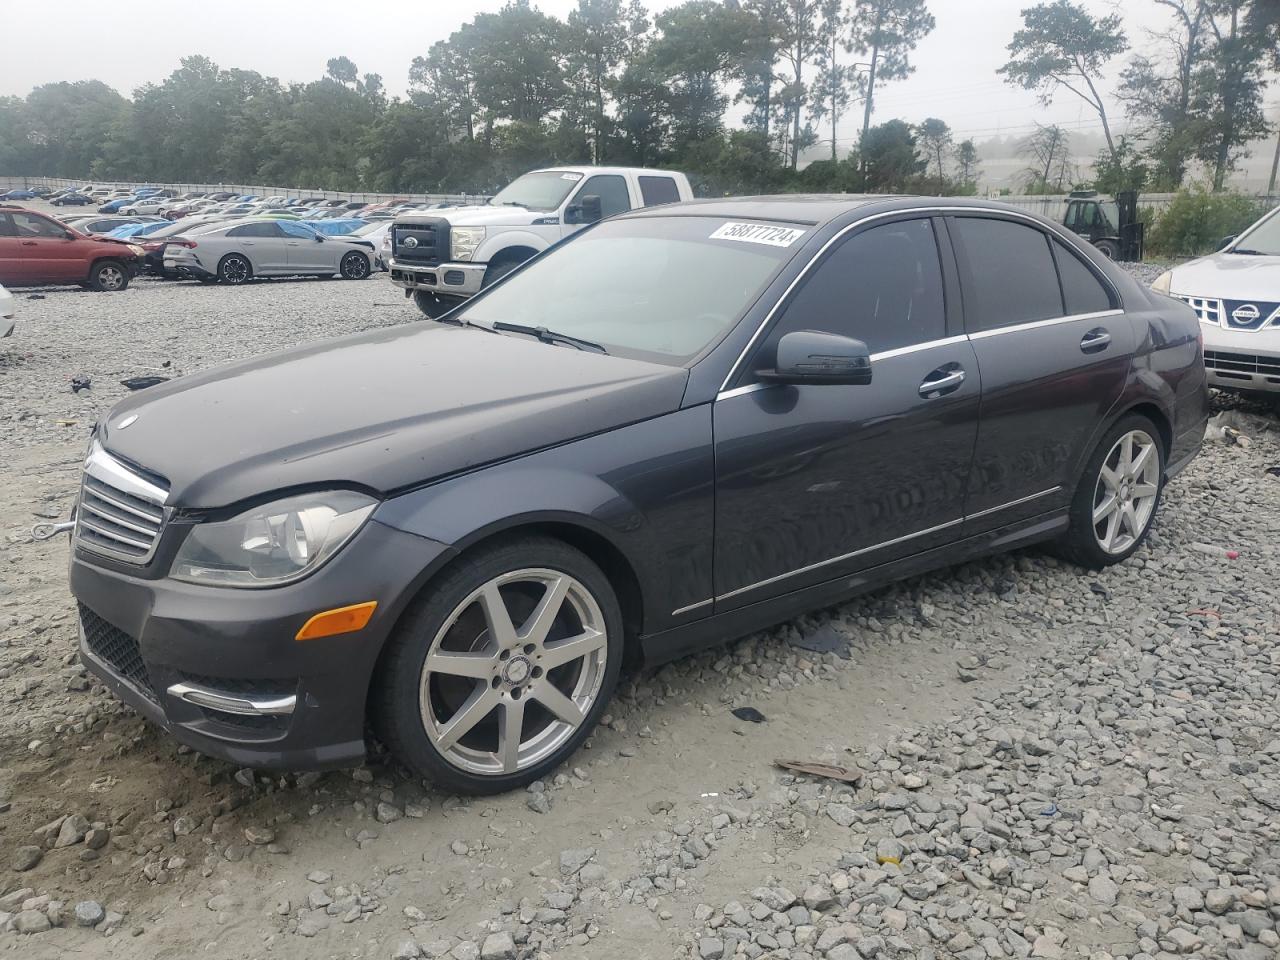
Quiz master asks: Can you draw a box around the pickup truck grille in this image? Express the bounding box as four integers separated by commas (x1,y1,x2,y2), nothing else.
76,441,169,565
392,217,451,265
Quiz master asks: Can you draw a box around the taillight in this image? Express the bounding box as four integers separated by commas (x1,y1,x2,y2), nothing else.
170,239,198,248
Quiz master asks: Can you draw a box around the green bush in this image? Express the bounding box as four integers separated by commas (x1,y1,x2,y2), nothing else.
1146,186,1267,258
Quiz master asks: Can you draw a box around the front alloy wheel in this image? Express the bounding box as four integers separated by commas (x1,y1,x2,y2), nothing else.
374,537,622,793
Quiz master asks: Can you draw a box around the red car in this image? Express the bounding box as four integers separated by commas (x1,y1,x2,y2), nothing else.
0,206,142,290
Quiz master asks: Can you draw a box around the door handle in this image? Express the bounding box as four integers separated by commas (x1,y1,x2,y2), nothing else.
21,240,37,246
919,366,965,398
1080,328,1111,353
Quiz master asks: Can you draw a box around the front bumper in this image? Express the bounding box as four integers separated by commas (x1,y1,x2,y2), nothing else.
388,259,485,297
71,519,454,770
163,251,214,280
1201,323,1280,394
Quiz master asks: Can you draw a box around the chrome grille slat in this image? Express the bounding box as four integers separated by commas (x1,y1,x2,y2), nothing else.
75,440,169,565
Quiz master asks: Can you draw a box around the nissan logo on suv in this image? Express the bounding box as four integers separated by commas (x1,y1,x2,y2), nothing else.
1231,303,1260,326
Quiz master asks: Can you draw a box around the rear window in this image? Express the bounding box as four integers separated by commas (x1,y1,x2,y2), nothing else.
1052,239,1115,315
639,176,681,207
951,217,1064,332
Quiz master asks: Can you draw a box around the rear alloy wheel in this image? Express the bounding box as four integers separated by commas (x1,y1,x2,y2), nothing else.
374,538,622,794
88,260,129,292
340,251,371,280
1056,415,1164,568
218,254,252,285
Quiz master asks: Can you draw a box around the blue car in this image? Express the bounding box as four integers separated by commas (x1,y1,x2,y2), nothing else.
105,221,172,240
98,197,139,213
0,189,37,201
301,217,367,236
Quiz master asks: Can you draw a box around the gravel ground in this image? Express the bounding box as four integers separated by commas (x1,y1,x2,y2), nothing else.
1,265,1279,960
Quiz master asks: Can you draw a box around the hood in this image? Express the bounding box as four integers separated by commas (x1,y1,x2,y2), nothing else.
403,206,547,228
98,324,688,509
1168,252,1280,302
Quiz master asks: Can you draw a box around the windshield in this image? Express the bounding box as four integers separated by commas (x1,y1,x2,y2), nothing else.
459,216,805,365
489,171,584,211
1233,205,1280,255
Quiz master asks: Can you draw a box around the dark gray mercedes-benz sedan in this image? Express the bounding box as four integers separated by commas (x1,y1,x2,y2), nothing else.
69,196,1208,793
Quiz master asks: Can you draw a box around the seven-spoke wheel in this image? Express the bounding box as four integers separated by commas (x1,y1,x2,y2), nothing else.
374,537,621,793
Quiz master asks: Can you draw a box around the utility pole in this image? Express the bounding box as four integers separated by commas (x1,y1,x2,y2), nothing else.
1269,123,1279,197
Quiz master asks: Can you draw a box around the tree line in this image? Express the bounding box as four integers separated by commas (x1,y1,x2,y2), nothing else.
0,0,1275,198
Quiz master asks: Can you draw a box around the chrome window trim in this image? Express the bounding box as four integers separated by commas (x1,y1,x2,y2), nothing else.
718,204,1124,392
967,309,1123,340
870,334,970,361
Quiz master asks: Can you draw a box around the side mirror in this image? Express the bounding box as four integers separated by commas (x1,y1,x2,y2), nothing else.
64,230,76,240
565,195,604,225
758,330,872,386
1217,235,1236,251
314,234,325,242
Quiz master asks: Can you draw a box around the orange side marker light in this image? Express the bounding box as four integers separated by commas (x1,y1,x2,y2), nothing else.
295,601,378,641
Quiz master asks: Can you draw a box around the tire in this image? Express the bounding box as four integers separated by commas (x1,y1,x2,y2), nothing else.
217,254,252,285
1055,414,1164,569
413,289,461,320
88,260,130,292
340,251,371,280
1093,238,1120,260
372,536,623,794
481,256,526,289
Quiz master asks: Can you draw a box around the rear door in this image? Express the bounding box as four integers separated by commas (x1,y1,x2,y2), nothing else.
948,215,1134,534
713,215,980,610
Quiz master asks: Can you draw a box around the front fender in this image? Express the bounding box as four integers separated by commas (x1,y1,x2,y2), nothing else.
371,406,716,636
474,231,549,263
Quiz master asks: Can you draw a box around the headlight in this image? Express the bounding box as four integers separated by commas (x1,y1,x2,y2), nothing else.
127,244,145,256
1150,271,1173,294
171,491,376,588
450,226,486,262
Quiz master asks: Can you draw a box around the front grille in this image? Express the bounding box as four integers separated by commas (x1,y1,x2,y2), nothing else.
1176,295,1223,325
1204,350,1280,380
392,217,450,264
75,441,169,564
79,603,156,701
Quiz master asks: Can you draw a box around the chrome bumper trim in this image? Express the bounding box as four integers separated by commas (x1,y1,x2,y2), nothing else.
166,681,296,716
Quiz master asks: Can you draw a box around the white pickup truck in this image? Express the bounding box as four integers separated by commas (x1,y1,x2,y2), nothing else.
386,165,694,318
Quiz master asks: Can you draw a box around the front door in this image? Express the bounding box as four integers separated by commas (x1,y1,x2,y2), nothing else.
9,211,85,282
280,221,335,272
947,215,1135,533
713,216,980,610
561,174,632,240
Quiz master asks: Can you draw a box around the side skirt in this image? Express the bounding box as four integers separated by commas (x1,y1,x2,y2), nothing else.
638,510,1068,668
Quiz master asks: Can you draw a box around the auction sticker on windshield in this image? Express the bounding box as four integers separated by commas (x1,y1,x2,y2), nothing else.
710,222,806,247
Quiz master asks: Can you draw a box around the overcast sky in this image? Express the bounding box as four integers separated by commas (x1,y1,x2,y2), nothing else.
5,0,1276,150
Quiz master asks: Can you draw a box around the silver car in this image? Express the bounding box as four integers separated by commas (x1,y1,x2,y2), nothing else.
162,218,376,285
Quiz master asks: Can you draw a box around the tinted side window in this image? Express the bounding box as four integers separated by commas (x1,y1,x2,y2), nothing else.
769,218,946,354
951,217,1064,331
0,214,14,237
576,175,630,218
228,221,282,238
1053,239,1114,315
639,176,680,207
278,220,318,239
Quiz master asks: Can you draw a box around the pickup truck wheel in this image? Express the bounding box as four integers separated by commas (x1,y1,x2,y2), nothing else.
88,260,130,292
1092,238,1119,260
340,251,371,279
413,290,459,320
217,254,252,285
482,257,526,289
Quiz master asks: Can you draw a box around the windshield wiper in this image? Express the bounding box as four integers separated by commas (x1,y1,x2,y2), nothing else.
490,321,609,354
1229,248,1270,256
438,315,500,334
501,201,528,208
